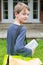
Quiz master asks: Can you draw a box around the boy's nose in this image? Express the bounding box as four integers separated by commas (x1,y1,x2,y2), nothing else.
25,15,28,18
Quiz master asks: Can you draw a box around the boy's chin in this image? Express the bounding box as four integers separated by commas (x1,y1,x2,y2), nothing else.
23,21,27,23
21,20,27,24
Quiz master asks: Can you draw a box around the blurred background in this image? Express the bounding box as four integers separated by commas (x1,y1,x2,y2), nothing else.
0,0,43,39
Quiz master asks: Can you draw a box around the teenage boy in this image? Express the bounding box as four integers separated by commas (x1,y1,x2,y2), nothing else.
7,2,38,57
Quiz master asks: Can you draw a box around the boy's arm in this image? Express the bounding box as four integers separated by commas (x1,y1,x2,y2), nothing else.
14,28,32,57
14,28,26,51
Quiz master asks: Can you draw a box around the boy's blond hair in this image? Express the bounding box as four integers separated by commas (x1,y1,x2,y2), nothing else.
14,2,30,14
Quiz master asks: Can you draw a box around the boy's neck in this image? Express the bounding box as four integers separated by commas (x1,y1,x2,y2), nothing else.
13,18,23,25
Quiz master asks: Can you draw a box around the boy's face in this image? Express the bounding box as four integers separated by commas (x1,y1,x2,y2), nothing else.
15,9,30,23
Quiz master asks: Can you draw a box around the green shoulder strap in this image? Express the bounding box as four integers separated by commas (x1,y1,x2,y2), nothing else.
3,54,9,65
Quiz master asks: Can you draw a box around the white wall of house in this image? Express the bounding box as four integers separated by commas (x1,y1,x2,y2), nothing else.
1,0,40,23
28,0,40,23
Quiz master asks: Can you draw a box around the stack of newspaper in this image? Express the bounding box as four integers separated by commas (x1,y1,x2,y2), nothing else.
25,39,38,50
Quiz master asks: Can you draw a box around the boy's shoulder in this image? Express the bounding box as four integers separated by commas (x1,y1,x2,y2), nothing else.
8,24,27,31
8,24,18,30
8,24,14,30
7,24,18,32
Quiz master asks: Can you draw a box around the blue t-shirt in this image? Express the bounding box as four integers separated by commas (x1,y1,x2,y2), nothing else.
7,23,32,57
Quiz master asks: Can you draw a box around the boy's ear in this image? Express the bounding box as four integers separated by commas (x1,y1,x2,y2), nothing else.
15,12,18,17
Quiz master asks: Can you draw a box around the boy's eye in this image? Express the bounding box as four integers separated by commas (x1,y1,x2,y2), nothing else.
22,13,29,16
23,13,26,15
27,14,29,16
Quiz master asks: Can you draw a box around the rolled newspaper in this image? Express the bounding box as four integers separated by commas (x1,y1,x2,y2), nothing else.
25,39,38,50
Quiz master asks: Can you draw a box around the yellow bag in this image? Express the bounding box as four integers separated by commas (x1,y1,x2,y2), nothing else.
3,55,42,65
9,56,42,65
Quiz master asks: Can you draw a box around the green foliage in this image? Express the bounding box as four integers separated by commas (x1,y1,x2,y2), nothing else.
33,39,43,63
0,39,6,65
